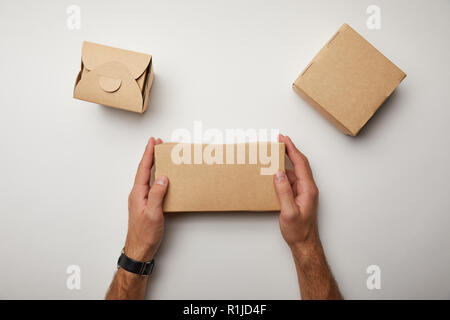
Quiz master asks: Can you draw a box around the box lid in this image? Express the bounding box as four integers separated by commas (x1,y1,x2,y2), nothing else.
81,41,151,80
293,24,406,136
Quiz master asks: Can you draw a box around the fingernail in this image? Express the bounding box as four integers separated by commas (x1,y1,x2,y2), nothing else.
156,176,167,186
275,171,286,183
146,137,153,148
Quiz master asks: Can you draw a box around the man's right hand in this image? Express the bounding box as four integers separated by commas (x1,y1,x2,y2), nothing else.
273,134,342,300
273,134,320,254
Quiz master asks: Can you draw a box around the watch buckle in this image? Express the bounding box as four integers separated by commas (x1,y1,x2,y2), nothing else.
139,261,150,276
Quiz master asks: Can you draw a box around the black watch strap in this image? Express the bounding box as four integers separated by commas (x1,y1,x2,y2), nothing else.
117,249,154,276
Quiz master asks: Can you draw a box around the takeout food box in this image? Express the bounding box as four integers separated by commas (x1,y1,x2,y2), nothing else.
293,23,406,136
155,142,285,212
73,41,154,113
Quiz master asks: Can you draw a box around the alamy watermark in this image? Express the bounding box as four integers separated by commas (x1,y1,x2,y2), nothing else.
66,5,81,30
169,121,280,175
66,265,81,290
366,5,381,30
366,264,381,290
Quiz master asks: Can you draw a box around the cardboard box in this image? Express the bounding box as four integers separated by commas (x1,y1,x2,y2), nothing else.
73,41,154,113
293,23,406,136
154,142,285,212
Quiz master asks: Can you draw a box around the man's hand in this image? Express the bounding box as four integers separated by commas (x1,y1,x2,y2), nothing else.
125,137,168,261
274,134,320,253
106,137,168,300
273,134,342,300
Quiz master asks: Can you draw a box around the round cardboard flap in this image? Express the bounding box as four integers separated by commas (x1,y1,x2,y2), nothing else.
99,76,122,93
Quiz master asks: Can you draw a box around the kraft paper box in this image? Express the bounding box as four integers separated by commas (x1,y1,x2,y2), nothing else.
293,23,406,136
155,142,285,212
73,41,154,113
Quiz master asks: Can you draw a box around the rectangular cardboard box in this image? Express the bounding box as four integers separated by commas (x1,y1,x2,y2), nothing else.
293,23,406,136
154,142,285,212
73,41,154,113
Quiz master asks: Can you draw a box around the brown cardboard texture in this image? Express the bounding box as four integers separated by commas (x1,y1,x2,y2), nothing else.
155,142,285,212
293,23,406,136
73,41,154,113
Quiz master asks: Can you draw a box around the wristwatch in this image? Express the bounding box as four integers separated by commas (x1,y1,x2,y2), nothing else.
117,248,154,276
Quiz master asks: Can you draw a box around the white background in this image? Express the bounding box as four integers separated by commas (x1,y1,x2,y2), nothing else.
1,0,449,299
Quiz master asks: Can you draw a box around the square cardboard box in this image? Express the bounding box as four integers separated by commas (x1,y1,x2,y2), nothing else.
73,41,154,113
293,23,406,136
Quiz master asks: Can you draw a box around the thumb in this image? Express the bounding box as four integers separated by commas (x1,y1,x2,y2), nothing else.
273,171,298,216
147,176,169,211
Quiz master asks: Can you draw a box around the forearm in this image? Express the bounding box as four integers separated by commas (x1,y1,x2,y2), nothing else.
291,241,342,300
106,268,148,300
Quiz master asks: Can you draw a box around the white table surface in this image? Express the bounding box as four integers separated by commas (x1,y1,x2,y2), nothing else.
1,0,449,299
